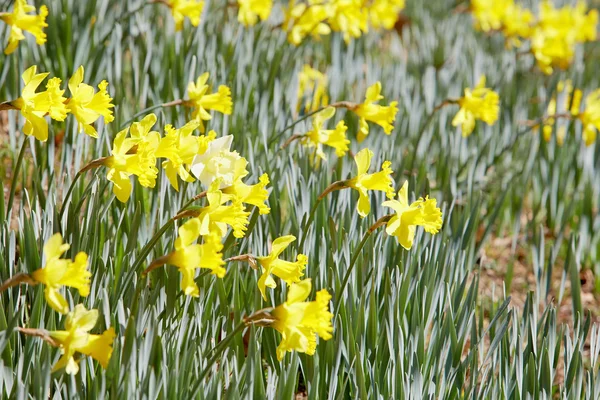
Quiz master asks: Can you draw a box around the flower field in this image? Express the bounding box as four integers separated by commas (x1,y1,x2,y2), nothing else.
1,0,600,398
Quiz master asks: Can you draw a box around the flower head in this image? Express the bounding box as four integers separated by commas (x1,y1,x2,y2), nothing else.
298,65,329,113
573,89,600,147
270,279,333,360
11,66,68,142
284,0,331,45
302,106,349,160
167,0,204,31
187,73,233,132
221,158,271,214
325,0,369,43
347,148,395,218
66,66,114,138
256,235,307,300
368,0,405,30
156,120,201,190
30,234,91,314
382,181,443,249
191,134,241,188
48,305,115,375
451,76,499,137
353,82,398,142
104,114,160,202
196,180,250,238
0,0,48,54
164,218,226,296
238,0,272,26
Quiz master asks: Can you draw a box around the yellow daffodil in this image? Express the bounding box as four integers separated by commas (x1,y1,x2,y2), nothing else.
161,219,225,296
256,235,306,300
368,0,405,30
382,181,443,249
30,234,91,314
452,76,499,137
222,158,271,214
191,134,242,188
572,89,600,146
501,3,534,47
104,114,160,202
269,279,333,360
542,80,576,144
0,0,48,54
48,305,115,375
156,121,200,191
471,0,509,32
167,0,204,31
298,65,329,113
347,148,395,218
284,0,331,45
302,106,349,160
196,180,250,238
353,82,398,142
238,0,272,26
187,73,233,132
66,66,115,138
325,0,369,43
11,66,68,142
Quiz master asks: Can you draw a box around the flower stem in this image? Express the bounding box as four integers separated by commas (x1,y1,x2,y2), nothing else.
17,327,58,347
6,137,29,221
130,218,175,274
119,99,188,130
0,272,37,293
334,214,392,316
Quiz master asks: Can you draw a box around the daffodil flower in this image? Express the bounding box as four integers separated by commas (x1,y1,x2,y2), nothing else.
196,180,250,238
0,0,48,55
48,305,115,375
11,66,68,142
368,0,405,30
187,73,233,132
297,65,329,113
221,158,271,215
451,76,499,137
354,82,398,142
284,0,331,45
191,134,241,188
66,66,115,138
166,0,204,31
156,121,201,190
238,0,272,26
30,234,91,314
382,181,443,249
325,0,369,43
572,89,600,146
347,148,395,218
256,235,307,300
269,279,333,360
104,114,160,202
302,106,349,160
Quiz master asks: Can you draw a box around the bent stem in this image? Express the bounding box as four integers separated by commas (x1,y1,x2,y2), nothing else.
0,272,37,293
130,218,175,274
334,214,392,316
297,180,349,251
6,137,29,220
17,327,58,347
58,158,109,221
119,99,190,129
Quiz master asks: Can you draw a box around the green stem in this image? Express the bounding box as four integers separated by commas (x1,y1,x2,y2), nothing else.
6,137,28,220
191,321,246,394
334,215,391,316
58,169,85,221
130,218,175,274
119,99,186,130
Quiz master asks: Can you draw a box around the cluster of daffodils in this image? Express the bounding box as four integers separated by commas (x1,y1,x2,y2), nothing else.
1,234,115,374
0,66,114,142
540,80,600,147
471,0,598,74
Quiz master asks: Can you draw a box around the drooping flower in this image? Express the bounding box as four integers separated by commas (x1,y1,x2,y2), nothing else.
195,180,250,238
156,121,200,191
353,82,398,142
66,66,114,138
222,158,271,214
297,65,329,113
0,0,48,54
158,218,225,296
191,134,242,188
269,279,333,360
284,0,331,45
451,76,499,137
256,235,306,300
301,106,349,160
368,0,406,30
187,73,233,132
11,66,68,142
104,114,160,202
347,148,395,218
48,305,116,375
166,0,204,31
382,181,443,249
30,234,91,314
238,0,272,26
